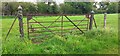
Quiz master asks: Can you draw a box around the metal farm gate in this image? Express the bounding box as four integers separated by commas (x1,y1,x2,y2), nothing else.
27,15,89,43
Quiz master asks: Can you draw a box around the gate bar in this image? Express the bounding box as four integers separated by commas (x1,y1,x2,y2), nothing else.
32,19,55,35
64,15,84,33
5,16,17,40
48,16,61,28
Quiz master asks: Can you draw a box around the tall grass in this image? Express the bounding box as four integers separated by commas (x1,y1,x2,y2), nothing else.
2,14,118,54
2,28,118,54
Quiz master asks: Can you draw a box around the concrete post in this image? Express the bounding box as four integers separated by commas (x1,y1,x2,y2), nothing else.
89,11,94,30
18,5,24,37
104,13,107,29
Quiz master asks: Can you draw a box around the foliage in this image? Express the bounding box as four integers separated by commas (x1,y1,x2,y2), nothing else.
59,3,74,14
60,2,93,14
2,2,118,15
93,2,118,14
28,4,37,14
2,2,37,15
37,2,48,14
37,2,59,14
107,2,118,13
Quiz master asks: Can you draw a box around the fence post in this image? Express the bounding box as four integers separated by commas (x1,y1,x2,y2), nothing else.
61,15,63,37
89,11,94,30
27,16,30,40
104,13,107,29
18,5,24,37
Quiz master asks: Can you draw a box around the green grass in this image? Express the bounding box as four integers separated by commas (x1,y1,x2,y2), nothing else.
2,14,118,54
0,16,2,55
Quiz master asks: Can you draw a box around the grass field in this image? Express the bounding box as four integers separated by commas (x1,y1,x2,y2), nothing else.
0,16,2,55
2,14,118,54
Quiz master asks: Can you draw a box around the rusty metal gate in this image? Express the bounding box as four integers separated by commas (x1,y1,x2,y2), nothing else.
27,15,89,43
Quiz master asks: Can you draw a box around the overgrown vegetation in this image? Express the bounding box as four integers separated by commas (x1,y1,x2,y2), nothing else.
2,14,118,54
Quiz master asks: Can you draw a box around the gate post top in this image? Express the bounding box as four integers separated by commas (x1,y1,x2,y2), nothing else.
18,5,23,17
18,5,22,10
104,12,107,14
90,10,95,14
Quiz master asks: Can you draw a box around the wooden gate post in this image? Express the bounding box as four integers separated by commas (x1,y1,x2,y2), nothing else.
61,15,63,37
27,16,30,40
18,5,24,37
104,13,107,29
89,11,95,30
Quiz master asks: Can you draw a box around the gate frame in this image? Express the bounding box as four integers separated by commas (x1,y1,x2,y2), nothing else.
26,14,97,40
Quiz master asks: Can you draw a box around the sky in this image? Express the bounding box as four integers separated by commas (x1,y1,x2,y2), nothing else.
95,0,102,2
54,0,64,5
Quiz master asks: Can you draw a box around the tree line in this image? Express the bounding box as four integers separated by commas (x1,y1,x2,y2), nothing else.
2,2,119,16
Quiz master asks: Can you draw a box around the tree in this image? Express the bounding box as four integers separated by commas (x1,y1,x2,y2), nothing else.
28,3,37,14
37,2,48,14
107,2,118,13
2,2,37,15
92,2,118,14
93,2,110,14
48,2,59,14
118,1,120,13
2,2,11,15
60,2,93,14
37,2,59,14
59,3,74,14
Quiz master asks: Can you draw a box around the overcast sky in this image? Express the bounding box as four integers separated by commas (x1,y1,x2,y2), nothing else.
95,0,102,2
